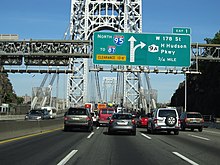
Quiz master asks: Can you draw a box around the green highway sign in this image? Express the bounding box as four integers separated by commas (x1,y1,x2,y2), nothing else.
172,27,191,34
93,32,191,67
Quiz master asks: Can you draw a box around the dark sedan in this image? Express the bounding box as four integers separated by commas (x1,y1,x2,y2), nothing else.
108,113,136,135
25,109,50,120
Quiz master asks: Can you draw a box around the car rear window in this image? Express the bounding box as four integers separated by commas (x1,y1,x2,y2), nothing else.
101,109,114,114
112,114,132,119
30,110,42,115
158,110,177,117
187,113,202,118
68,108,86,115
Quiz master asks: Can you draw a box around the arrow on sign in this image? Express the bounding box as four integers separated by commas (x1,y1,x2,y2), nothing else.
128,36,146,62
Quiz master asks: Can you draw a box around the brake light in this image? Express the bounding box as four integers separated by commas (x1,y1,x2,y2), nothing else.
132,119,136,124
153,118,158,124
178,119,181,125
201,118,204,123
64,116,71,121
86,117,91,121
109,119,114,124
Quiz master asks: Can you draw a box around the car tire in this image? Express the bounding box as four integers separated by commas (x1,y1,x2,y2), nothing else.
131,131,136,136
174,130,179,135
165,116,177,127
64,125,69,132
191,128,194,131
198,128,203,132
181,124,185,131
88,126,93,132
151,125,156,134
108,128,112,135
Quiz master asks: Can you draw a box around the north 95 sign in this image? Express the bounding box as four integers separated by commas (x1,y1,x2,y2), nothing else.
114,35,124,46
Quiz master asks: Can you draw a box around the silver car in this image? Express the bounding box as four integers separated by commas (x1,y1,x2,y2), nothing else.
64,107,93,132
108,113,136,135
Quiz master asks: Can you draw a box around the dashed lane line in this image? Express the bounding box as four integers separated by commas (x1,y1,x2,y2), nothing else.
188,134,210,141
87,132,94,139
203,130,220,135
141,133,152,140
57,150,78,165
173,152,199,165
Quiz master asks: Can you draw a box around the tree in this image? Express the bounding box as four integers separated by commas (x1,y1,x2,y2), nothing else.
170,30,220,117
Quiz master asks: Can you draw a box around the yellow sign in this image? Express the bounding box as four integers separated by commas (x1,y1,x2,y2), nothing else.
96,54,126,61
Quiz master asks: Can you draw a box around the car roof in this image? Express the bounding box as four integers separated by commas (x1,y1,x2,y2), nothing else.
186,112,201,114
69,107,86,110
99,108,114,110
114,112,131,115
158,108,177,111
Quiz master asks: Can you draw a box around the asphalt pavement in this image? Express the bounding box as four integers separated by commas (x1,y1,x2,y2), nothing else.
0,126,220,165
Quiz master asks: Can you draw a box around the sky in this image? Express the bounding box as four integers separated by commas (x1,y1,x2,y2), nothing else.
0,0,219,103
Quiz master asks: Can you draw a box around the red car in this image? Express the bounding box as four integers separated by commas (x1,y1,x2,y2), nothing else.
137,113,151,127
97,108,115,126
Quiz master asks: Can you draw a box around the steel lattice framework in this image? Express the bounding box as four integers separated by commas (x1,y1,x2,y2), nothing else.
68,0,142,107
0,1,220,108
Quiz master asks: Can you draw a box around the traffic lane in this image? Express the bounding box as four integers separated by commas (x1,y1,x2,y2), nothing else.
202,128,220,141
65,126,189,165
1,126,219,165
0,129,92,165
138,127,220,165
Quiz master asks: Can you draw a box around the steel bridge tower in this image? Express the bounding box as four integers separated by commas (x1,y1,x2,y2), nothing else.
68,0,142,107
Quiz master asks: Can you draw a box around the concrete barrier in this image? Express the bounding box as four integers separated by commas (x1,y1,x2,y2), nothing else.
0,119,63,141
0,115,25,121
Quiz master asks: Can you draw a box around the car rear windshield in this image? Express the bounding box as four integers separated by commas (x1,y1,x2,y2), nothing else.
68,108,86,115
101,109,114,114
158,110,176,117
112,114,132,119
187,113,202,118
30,110,42,115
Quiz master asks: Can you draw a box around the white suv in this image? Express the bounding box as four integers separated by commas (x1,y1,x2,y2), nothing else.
147,108,180,135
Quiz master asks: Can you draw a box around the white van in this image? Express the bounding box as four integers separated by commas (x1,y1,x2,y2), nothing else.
41,106,57,119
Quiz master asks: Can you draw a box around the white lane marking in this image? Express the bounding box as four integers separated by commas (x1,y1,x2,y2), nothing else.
172,152,199,165
203,130,220,135
188,134,210,141
96,127,100,129
57,150,78,165
87,132,94,139
141,133,152,140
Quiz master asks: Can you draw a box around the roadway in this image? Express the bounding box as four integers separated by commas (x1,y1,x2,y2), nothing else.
0,126,220,165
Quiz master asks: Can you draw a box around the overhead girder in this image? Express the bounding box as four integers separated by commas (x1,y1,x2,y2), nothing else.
0,40,91,66
0,41,220,67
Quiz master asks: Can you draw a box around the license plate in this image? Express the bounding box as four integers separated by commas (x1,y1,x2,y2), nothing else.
72,117,80,120
117,122,128,125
